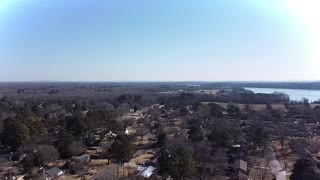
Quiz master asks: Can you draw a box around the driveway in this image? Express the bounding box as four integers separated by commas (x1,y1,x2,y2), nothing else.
269,147,287,180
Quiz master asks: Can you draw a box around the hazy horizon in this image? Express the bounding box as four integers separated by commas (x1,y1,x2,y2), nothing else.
1,0,320,81
1,80,320,83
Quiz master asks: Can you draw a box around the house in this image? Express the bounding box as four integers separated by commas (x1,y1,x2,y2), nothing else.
49,113,57,119
234,159,247,172
10,153,26,162
71,154,91,164
44,167,64,180
105,131,117,138
229,143,248,160
230,159,248,180
136,165,156,178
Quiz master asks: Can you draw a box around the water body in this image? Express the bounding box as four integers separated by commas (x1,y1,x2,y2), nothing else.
245,87,320,102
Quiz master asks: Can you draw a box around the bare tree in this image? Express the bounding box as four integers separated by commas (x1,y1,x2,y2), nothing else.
278,125,288,150
99,141,113,163
212,147,228,176
135,127,148,140
282,150,288,170
68,141,85,156
149,107,161,121
167,134,194,155
194,142,213,180
34,145,59,166
254,155,271,180
116,103,130,120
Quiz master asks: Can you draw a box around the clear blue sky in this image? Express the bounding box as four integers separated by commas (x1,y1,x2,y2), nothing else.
0,0,319,81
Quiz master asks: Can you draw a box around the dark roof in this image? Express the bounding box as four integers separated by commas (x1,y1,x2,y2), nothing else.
71,154,90,163
46,167,63,177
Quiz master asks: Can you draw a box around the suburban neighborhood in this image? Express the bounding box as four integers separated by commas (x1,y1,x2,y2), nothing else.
1,83,320,180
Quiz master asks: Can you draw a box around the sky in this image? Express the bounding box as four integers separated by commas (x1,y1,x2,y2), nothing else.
0,0,319,82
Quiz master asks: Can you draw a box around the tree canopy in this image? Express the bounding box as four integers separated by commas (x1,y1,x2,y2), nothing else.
188,126,204,143
1,118,30,150
35,145,59,166
109,136,134,164
291,159,320,180
159,148,196,179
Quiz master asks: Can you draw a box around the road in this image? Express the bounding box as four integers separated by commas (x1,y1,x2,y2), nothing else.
269,147,287,180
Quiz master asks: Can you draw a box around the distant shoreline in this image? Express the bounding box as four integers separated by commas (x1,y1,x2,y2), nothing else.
1,81,320,90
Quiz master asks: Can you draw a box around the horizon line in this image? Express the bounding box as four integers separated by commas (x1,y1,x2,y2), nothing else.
0,80,320,83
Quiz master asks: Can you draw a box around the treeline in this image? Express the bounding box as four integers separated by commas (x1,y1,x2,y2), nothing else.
201,82,320,90
212,91,289,104
159,91,289,107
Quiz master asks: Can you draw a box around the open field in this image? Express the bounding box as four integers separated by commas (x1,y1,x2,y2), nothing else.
193,89,220,95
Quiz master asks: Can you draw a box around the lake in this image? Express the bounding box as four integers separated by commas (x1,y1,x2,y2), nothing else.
245,87,320,102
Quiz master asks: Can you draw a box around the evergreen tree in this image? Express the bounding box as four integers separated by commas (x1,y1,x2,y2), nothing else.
1,118,30,150
109,136,134,178
171,148,196,180
57,129,73,158
291,159,320,180
159,148,196,180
